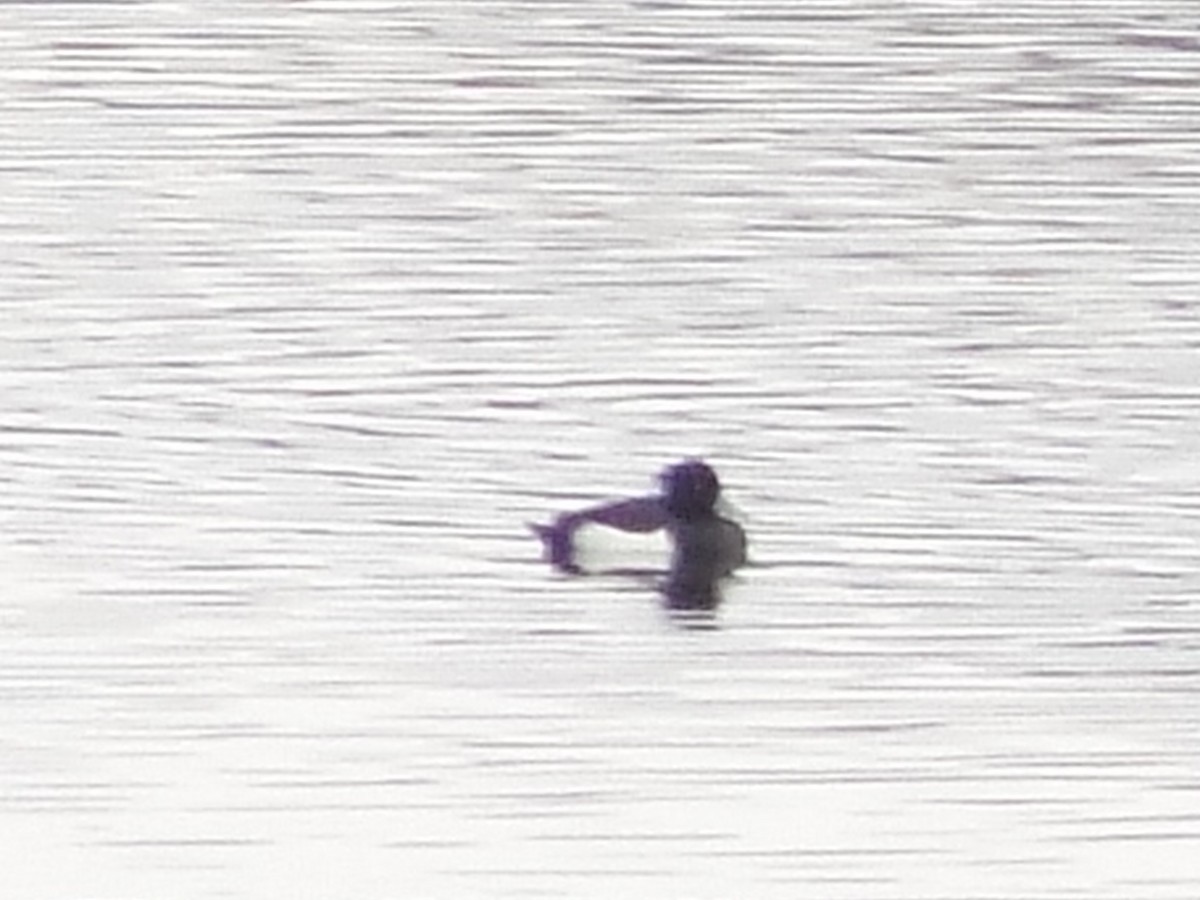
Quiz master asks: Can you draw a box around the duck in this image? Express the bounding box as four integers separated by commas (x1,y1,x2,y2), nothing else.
531,460,747,609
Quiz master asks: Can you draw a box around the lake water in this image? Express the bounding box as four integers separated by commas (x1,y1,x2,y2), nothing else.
2,1,1199,897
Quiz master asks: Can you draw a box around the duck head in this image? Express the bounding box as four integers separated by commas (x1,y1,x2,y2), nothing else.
659,459,721,522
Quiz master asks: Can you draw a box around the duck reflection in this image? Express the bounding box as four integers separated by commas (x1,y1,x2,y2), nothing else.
531,460,747,615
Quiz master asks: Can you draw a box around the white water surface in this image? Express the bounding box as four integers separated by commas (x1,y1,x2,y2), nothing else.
2,1,1199,897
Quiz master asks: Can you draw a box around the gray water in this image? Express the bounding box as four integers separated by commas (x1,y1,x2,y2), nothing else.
3,1,1200,897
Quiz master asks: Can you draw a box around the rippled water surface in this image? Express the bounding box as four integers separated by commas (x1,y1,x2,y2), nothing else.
3,1,1200,897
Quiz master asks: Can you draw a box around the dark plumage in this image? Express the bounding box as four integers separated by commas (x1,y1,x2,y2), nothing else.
531,459,747,610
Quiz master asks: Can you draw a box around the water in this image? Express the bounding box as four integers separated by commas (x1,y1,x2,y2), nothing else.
3,1,1199,896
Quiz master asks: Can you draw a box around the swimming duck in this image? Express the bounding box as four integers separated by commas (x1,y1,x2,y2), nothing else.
531,460,747,608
